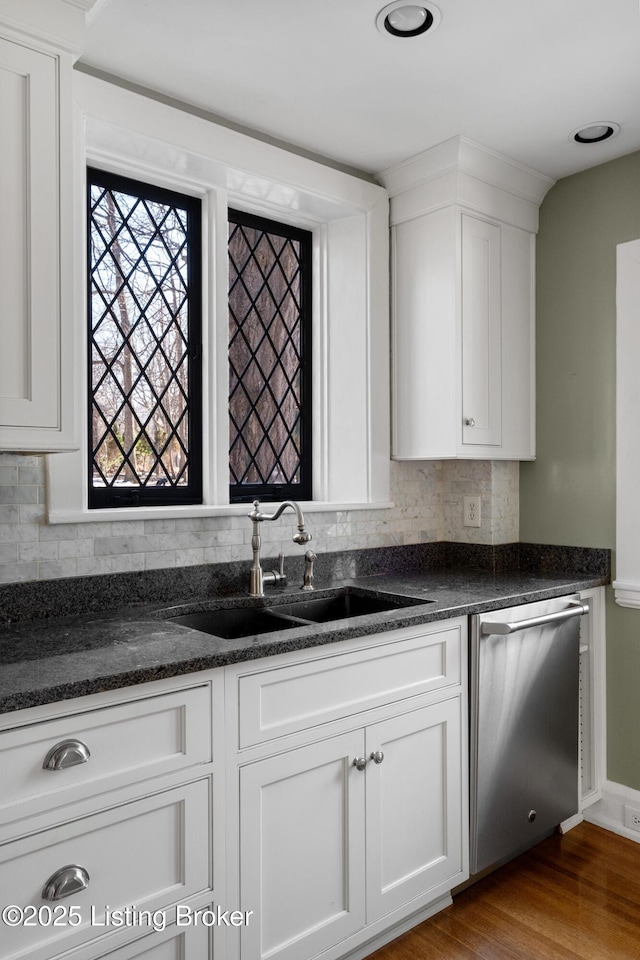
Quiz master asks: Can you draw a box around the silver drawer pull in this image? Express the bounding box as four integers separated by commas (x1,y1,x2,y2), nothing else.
43,739,91,771
42,865,90,901
370,750,385,764
352,757,367,771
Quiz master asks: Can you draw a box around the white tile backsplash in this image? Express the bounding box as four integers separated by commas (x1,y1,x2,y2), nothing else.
0,453,519,584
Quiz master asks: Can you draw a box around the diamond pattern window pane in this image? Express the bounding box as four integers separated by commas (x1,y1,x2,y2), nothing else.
88,169,202,508
228,210,312,501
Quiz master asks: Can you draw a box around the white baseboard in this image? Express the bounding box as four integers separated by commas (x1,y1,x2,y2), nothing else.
559,812,584,834
583,779,640,843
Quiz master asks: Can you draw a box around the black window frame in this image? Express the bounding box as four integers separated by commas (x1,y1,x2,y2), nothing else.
228,208,313,505
87,167,203,509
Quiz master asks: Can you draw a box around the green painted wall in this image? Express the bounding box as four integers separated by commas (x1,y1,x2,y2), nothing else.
520,150,640,789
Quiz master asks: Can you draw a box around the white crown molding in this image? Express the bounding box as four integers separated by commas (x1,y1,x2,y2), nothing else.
0,0,95,57
61,0,111,22
378,135,555,233
0,0,108,57
59,0,102,10
379,135,555,204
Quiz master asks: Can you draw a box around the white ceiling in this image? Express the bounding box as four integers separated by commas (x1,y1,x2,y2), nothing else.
80,0,640,180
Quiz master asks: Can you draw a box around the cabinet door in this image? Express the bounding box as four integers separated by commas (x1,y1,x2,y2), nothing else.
365,699,464,920
239,731,366,960
391,208,458,459
460,214,502,448
0,36,74,450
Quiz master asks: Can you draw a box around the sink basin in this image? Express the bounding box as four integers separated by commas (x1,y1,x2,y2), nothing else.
274,590,425,623
166,587,431,639
169,606,297,639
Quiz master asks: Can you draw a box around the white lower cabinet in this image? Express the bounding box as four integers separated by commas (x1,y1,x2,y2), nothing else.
239,698,463,960
0,674,221,960
578,586,606,811
228,619,468,960
0,617,468,960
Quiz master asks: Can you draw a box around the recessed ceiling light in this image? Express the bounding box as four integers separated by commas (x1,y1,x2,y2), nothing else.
571,122,620,144
376,1,441,38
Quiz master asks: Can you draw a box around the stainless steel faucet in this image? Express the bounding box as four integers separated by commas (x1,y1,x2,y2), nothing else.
248,500,312,597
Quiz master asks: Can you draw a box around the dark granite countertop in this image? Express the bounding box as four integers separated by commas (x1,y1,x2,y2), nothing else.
0,541,610,716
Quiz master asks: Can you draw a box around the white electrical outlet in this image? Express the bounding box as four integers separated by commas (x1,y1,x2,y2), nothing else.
623,804,640,832
463,495,481,528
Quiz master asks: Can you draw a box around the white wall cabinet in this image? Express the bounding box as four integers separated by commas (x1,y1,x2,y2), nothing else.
0,17,77,452
227,618,468,960
380,136,554,462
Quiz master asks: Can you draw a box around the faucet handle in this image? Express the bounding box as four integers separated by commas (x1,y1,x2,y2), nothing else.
272,552,287,584
263,553,287,589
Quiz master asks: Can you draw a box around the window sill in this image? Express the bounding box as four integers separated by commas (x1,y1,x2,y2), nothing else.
47,500,395,524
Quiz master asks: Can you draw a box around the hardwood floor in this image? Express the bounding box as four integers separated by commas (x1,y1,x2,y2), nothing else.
367,823,640,960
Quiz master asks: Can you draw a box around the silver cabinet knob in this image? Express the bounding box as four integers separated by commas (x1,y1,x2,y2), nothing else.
352,757,367,771
465,417,476,427
43,739,91,771
527,809,537,823
370,750,384,764
42,865,90,901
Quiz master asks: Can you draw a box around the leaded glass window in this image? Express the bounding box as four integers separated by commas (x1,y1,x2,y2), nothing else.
228,209,312,503
87,169,202,508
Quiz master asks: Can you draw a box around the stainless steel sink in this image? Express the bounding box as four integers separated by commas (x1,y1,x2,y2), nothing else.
165,587,430,639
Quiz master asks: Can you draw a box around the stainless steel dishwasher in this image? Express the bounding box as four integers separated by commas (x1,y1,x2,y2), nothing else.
470,595,588,875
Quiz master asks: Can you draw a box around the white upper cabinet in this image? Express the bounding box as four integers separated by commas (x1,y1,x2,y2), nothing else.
0,3,87,452
380,136,554,461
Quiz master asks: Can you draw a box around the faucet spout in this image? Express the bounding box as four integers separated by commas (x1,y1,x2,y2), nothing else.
249,499,308,531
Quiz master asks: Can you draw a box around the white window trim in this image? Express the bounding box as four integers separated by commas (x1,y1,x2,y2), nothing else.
613,237,640,607
47,72,391,523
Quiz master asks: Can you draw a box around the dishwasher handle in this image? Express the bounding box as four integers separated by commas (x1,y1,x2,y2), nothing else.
481,601,589,636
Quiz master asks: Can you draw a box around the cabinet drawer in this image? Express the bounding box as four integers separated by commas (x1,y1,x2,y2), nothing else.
101,921,210,960
237,620,463,748
0,685,211,823
0,779,210,960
